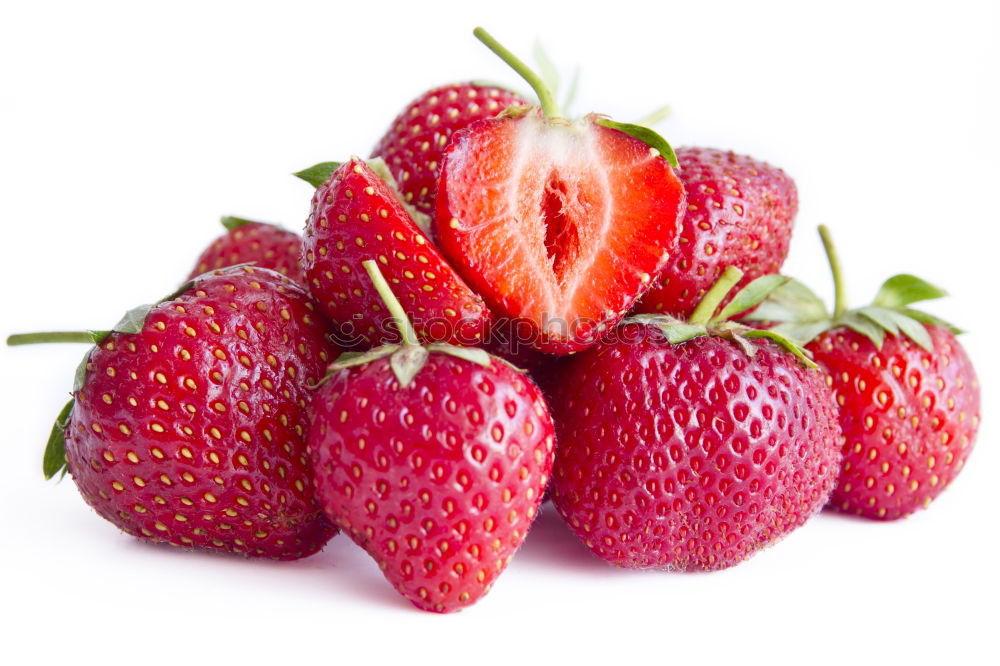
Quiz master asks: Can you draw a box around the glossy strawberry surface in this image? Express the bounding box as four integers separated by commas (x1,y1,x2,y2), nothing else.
64,267,339,559
189,220,305,284
635,147,797,316
550,324,842,570
435,112,686,354
308,354,555,612
809,326,980,519
303,159,492,348
371,82,527,215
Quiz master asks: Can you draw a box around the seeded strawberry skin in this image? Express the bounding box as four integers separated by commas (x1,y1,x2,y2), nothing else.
371,83,527,215
635,147,797,317
189,221,306,284
808,326,981,519
550,325,843,570
64,267,339,559
308,355,555,612
303,158,492,348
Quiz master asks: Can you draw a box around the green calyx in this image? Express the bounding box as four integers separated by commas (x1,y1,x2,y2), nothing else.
746,225,961,352
312,260,491,390
220,215,257,231
627,266,817,368
293,157,432,236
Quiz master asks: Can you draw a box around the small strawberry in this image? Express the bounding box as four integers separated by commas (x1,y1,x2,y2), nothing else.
434,28,687,354
8,267,339,559
298,158,492,348
747,226,981,519
371,82,528,215
189,216,306,284
308,261,554,612
634,147,798,317
549,267,843,570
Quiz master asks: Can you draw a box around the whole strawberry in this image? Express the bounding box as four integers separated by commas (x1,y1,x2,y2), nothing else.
10,267,339,559
371,82,527,215
188,216,306,284
634,147,797,317
434,29,686,354
308,261,554,612
299,157,492,348
748,226,981,519
550,268,843,570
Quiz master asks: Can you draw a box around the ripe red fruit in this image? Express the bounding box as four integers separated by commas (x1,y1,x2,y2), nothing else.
301,158,492,348
13,267,339,559
371,82,528,215
634,147,798,317
549,268,843,569
308,261,554,612
189,216,306,284
434,29,686,354
749,226,981,519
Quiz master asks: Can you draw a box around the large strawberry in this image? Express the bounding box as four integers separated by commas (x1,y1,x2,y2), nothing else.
634,147,797,316
434,29,687,354
189,216,306,284
308,261,554,612
371,82,528,215
549,267,843,570
298,158,492,348
747,226,981,519
8,267,339,559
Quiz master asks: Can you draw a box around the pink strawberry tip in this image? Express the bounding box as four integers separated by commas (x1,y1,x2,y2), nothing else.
311,260,493,390
744,225,963,351
626,265,818,368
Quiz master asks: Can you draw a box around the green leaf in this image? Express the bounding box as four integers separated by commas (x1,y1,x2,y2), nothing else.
561,67,580,115
73,349,93,392
43,399,74,480
713,275,790,323
294,162,341,188
592,117,678,168
634,105,673,127
770,320,833,345
390,346,429,388
885,311,934,352
744,278,829,324
742,329,818,369
112,304,153,334
533,41,561,98
901,308,963,335
656,322,707,344
857,306,900,336
842,312,885,349
426,344,492,368
872,274,948,309
220,216,256,231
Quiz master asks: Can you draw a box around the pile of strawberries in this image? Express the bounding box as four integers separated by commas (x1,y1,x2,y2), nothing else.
10,28,981,613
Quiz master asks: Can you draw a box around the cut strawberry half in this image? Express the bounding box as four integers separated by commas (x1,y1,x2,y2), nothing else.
434,30,686,354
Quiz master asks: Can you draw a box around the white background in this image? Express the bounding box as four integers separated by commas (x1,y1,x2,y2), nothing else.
1,1,997,664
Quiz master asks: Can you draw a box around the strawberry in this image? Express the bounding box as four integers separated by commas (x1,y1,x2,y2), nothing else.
8,267,339,559
308,261,554,612
549,267,843,569
747,226,981,519
299,158,492,348
189,216,306,284
433,29,687,354
634,147,798,317
371,82,528,215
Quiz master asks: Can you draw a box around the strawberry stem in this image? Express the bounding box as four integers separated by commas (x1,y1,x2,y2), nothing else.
7,332,97,346
474,27,560,118
689,266,745,325
362,260,420,347
818,225,847,319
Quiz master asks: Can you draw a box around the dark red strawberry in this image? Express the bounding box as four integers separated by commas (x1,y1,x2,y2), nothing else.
634,147,797,317
549,267,843,569
300,158,492,348
434,29,686,354
308,261,554,612
189,216,305,284
371,82,528,215
747,226,981,519
8,267,339,559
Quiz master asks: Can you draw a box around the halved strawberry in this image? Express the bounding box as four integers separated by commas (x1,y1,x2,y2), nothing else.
434,30,686,354
300,158,492,348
